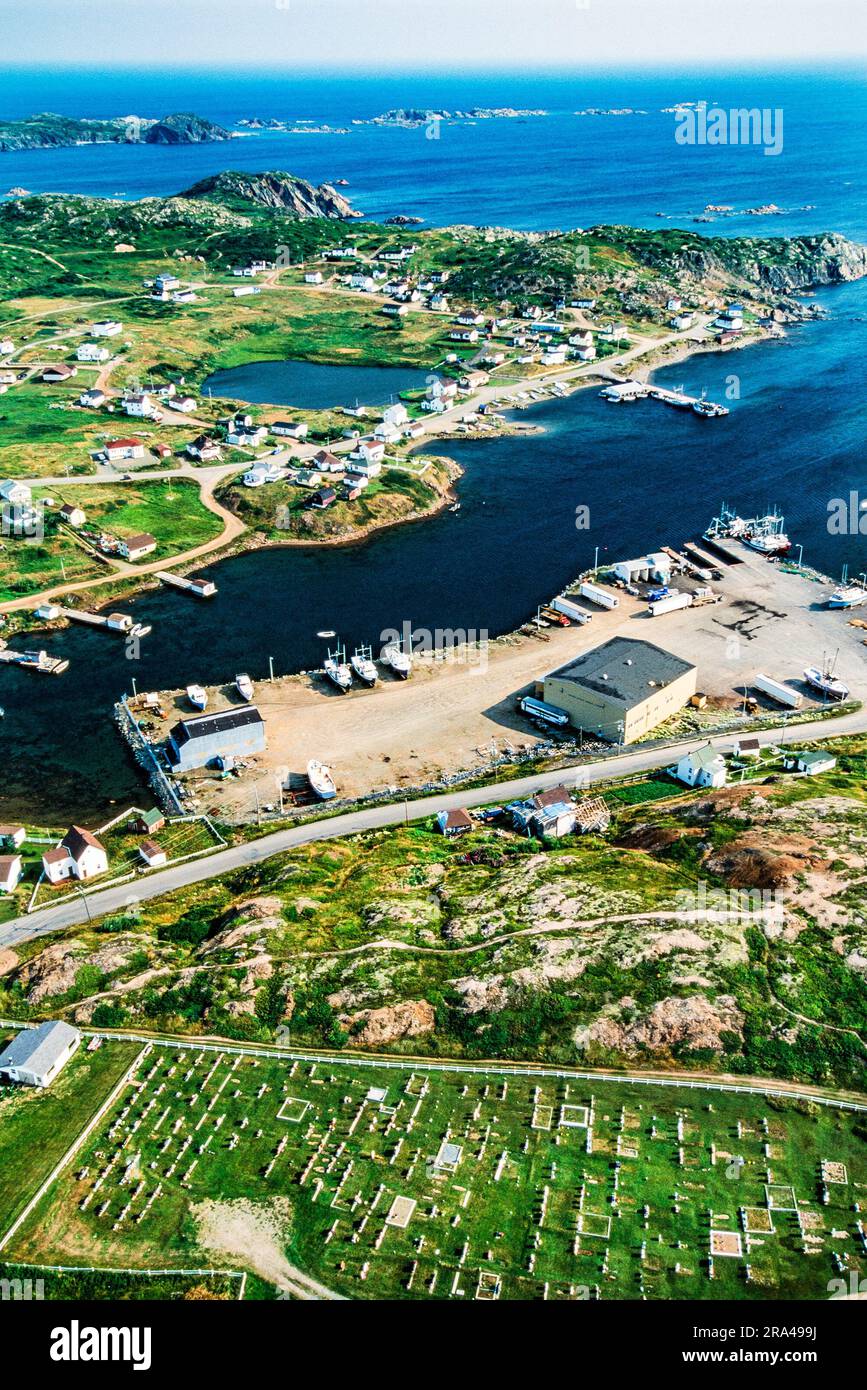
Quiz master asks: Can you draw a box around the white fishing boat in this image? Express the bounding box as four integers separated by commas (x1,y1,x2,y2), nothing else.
324,645,352,693
381,641,413,679
235,672,254,701
307,760,337,800
186,684,208,711
350,645,377,686
804,654,849,702
827,583,867,609
130,622,152,639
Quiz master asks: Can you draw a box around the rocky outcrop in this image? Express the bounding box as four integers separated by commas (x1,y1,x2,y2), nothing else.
343,999,435,1047
181,170,360,219
580,994,744,1055
17,941,85,1003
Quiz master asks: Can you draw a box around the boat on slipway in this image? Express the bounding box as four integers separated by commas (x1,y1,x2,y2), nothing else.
324,645,352,693
186,684,208,711
804,653,849,702
235,672,255,701
350,645,378,686
307,760,337,800
381,640,413,679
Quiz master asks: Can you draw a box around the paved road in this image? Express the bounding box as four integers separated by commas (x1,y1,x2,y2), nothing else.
1,707,863,949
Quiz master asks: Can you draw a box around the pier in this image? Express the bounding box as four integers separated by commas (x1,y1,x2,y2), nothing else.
600,380,729,416
59,607,133,632
0,646,68,675
157,571,217,599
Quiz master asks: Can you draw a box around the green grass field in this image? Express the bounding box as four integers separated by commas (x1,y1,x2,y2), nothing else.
7,1040,865,1301
0,1039,140,1237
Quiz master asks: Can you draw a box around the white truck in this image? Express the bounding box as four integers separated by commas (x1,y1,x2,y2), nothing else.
753,673,803,709
647,592,692,617
551,595,592,624
579,580,619,610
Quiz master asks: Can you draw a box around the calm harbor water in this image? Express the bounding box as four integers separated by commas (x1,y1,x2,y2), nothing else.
1,279,865,824
1,67,866,822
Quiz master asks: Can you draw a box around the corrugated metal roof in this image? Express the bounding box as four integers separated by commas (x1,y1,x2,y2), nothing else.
0,1021,80,1077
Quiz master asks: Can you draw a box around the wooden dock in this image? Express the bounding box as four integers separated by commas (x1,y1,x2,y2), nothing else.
600,380,728,416
157,571,217,599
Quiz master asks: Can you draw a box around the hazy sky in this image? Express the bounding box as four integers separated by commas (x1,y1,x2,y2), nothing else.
2,0,865,69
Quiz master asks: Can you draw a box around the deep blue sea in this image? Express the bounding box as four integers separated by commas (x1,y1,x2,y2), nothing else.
0,68,865,820
1,68,866,239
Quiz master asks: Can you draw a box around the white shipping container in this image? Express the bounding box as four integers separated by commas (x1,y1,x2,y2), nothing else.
753,673,803,709
579,581,619,610
551,595,592,624
647,592,693,616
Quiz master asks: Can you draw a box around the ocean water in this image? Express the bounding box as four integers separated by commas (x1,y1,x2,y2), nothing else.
1,68,866,239
0,67,865,820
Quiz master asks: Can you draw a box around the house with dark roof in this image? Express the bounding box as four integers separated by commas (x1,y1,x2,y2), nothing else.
436,808,473,836
543,637,697,744
42,825,109,884
167,705,266,772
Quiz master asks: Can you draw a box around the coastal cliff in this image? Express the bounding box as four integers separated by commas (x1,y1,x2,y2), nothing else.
181,170,360,219
0,111,231,153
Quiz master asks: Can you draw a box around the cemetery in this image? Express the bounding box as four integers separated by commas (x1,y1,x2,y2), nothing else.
6,1039,866,1301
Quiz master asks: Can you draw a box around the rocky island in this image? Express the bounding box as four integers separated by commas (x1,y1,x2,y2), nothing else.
0,110,232,153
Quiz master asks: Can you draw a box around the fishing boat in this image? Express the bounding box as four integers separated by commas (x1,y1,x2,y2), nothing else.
307,760,337,800
381,641,413,679
826,583,867,609
235,673,254,701
692,396,729,418
324,645,352,693
350,645,377,687
186,684,208,711
130,622,152,639
449,501,461,513
804,654,849,702
743,510,791,556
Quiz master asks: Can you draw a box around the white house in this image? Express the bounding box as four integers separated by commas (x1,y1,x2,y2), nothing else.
569,330,594,349
449,328,479,343
784,750,837,777
244,462,283,487
118,532,157,561
359,439,386,466
672,312,695,331
227,425,267,447
576,344,597,361
76,343,110,363
374,422,401,444
59,503,86,528
90,319,123,338
0,1021,81,1088
733,737,762,760
666,296,683,312
0,825,26,850
172,289,197,304
154,274,180,293
171,395,198,414
349,273,376,292
272,421,308,440
42,826,109,884
0,337,14,357
123,393,156,418
675,744,727,789
541,347,568,366
0,855,22,893
304,271,324,285
104,439,145,463
382,403,409,428
79,387,106,408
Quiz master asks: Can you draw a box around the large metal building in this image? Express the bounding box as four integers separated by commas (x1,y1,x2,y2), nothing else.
167,706,266,771
543,637,697,744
